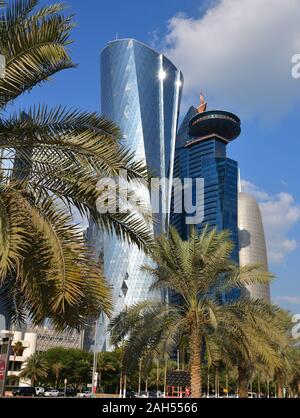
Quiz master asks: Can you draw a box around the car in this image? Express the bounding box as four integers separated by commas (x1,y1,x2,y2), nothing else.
12,386,36,397
65,388,78,397
148,391,159,398
57,388,77,397
137,391,149,398
125,390,136,398
35,387,45,396
77,391,94,398
248,392,258,398
44,389,60,397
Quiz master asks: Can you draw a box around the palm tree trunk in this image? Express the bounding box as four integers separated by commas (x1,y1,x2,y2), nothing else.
207,373,210,398
145,377,148,392
99,371,102,392
237,365,248,398
119,371,123,398
189,328,202,398
123,374,127,398
215,369,220,397
163,359,167,396
277,380,284,398
138,359,142,394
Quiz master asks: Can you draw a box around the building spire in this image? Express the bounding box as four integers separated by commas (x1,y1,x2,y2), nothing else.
197,91,207,113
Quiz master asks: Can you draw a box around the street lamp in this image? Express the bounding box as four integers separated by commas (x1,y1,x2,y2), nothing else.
64,378,67,397
91,319,99,394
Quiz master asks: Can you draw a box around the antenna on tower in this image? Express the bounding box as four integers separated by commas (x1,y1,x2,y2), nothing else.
115,32,118,40
238,168,242,193
197,91,207,113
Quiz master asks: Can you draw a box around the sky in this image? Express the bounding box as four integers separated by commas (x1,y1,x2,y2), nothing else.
7,0,300,313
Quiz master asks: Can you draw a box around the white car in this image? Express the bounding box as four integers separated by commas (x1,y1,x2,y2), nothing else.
44,389,60,397
35,387,45,396
77,391,94,398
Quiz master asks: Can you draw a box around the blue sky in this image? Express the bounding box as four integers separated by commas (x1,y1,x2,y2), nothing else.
8,0,300,312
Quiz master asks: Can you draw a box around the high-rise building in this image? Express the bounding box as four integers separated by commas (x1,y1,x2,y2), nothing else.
171,100,241,300
171,103,241,260
88,39,183,351
238,192,271,302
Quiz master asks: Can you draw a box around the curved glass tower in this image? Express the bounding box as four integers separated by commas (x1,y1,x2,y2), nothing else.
90,39,183,351
238,192,271,302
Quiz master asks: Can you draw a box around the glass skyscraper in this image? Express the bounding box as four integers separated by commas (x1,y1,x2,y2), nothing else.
171,105,241,300
89,39,183,351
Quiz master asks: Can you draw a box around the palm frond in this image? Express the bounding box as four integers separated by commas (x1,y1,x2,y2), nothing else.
0,1,74,107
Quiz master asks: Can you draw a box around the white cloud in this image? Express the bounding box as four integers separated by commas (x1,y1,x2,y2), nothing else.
272,296,300,306
241,180,300,264
240,179,269,201
162,0,300,120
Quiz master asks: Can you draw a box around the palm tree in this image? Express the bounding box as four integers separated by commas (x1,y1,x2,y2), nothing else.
271,311,296,398
19,353,48,386
11,340,23,371
97,352,116,391
216,324,286,398
52,362,63,388
0,0,153,329
109,226,283,398
288,348,300,397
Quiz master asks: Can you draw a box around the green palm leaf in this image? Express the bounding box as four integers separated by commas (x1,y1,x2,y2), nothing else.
0,0,153,330
109,226,287,398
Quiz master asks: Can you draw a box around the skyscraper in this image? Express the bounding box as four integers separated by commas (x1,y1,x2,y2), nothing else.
238,192,271,302
171,101,241,264
89,39,183,350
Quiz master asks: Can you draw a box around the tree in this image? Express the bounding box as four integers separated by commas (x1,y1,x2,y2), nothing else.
215,316,286,398
0,0,153,329
288,348,300,397
97,352,116,391
11,340,23,371
6,373,20,387
19,353,48,386
42,347,93,388
109,226,282,398
271,310,297,398
51,362,64,388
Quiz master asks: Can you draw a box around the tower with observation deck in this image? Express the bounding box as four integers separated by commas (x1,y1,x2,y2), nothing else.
171,96,241,301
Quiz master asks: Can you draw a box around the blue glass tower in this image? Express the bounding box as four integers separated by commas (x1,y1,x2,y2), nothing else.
171,105,241,299
90,39,183,351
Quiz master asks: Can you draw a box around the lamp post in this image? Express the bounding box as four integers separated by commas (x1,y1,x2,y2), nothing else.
91,319,98,394
207,373,210,398
64,378,67,397
226,373,229,398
